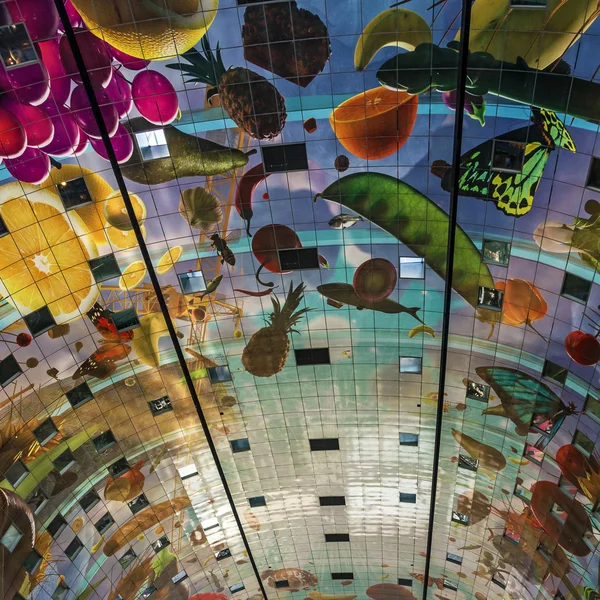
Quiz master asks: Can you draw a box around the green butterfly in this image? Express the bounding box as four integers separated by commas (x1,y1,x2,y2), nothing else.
431,109,576,217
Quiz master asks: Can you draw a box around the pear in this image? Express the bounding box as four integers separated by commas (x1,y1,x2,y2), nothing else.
132,312,178,368
451,429,506,474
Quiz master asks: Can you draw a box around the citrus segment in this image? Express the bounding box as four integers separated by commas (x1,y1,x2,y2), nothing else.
0,182,99,323
119,261,147,291
156,246,183,275
106,224,146,250
329,87,418,160
104,190,147,231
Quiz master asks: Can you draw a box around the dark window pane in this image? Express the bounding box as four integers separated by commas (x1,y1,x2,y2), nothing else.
492,140,525,172
112,308,140,333
399,493,417,503
231,438,251,453
466,380,489,402
310,438,339,451
278,247,319,270
79,489,100,512
458,455,478,472
5,459,28,487
128,494,150,515
66,383,94,408
587,156,600,190
23,549,42,574
47,515,68,538
262,143,308,173
230,584,245,594
482,240,511,266
295,348,330,366
26,489,48,514
477,286,503,310
152,535,170,552
319,496,345,506
248,496,266,507
325,533,349,542
93,430,116,452
32,418,58,445
95,512,115,535
332,573,353,580
57,177,92,210
275,580,290,589
0,23,37,69
542,360,567,385
397,579,413,587
585,394,600,422
216,548,231,560
399,357,422,373
207,366,232,383
65,536,83,560
53,449,75,473
119,548,137,569
399,433,418,446
148,395,172,416
446,552,462,565
109,457,130,478
561,273,592,303
574,430,595,455
178,270,206,294
24,306,56,337
0,354,22,387
89,254,121,283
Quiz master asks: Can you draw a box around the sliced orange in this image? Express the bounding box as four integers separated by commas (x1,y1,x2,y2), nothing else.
40,164,114,246
329,86,418,160
106,224,146,250
119,261,147,291
0,182,100,323
104,190,147,231
156,246,183,275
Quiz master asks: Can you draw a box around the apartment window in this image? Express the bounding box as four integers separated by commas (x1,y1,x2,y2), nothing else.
231,438,251,453
66,382,94,409
26,489,48,514
249,496,267,508
23,549,43,574
514,483,533,503
574,429,595,455
262,142,308,173
230,584,245,594
93,430,117,453
0,23,37,69
399,357,422,373
542,359,567,385
51,581,70,600
504,526,521,544
207,366,232,383
561,272,592,304
551,502,567,522
148,395,172,416
216,548,231,561
278,247,320,270
47,514,68,538
325,533,350,542
109,457,130,478
446,552,462,565
172,570,188,585
451,511,469,525
118,548,137,569
492,139,525,172
24,305,56,337
152,535,170,552
399,257,425,279
178,464,198,480
443,580,458,591
399,493,417,504
310,438,339,451
95,512,115,535
510,0,546,6
584,393,600,422
275,580,290,589
53,449,75,474
0,214,8,237
466,380,489,402
5,459,28,487
140,586,157,599
587,156,600,191
178,270,206,294
492,573,507,589
397,579,413,587
0,353,22,387
524,443,544,465
1,523,22,552
482,239,511,266
65,536,83,560
57,177,92,210
477,286,503,310
201,518,219,531
128,494,150,515
458,455,479,472
89,254,121,283
112,308,140,333
319,496,345,506
32,418,59,446
399,433,419,446
295,348,331,366
332,573,354,580
80,489,101,513
135,129,170,161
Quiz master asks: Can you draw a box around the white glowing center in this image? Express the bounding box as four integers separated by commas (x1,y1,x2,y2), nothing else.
32,253,52,275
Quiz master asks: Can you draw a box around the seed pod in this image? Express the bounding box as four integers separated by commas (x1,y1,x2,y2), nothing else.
179,187,223,232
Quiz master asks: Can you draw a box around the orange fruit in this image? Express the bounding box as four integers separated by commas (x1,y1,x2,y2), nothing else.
119,261,147,291
0,183,100,323
156,246,183,275
106,224,146,250
104,190,147,231
329,87,418,160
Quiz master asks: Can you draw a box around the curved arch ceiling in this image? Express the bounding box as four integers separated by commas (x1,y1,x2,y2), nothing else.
0,1,598,600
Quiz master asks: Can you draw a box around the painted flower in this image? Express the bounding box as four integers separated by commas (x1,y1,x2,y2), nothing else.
495,278,548,327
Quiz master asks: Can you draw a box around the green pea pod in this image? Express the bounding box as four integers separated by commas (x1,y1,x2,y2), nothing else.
315,172,496,325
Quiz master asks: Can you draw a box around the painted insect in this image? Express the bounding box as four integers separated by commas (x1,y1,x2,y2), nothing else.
210,233,236,266
431,109,576,216
73,303,134,380
476,366,577,450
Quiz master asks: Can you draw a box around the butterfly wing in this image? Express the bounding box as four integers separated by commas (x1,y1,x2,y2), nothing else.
86,302,134,343
73,342,131,380
533,411,567,451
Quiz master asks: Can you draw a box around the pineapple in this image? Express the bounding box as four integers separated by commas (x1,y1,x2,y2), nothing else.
242,282,310,377
167,36,287,140
242,1,331,88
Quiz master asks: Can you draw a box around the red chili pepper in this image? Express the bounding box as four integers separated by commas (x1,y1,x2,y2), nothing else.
233,287,276,297
234,163,270,237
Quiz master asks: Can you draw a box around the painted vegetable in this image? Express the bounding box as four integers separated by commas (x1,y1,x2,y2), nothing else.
441,90,486,126
103,497,191,556
455,489,491,525
104,459,145,502
556,445,600,505
451,429,506,477
377,43,600,123
235,163,270,236
495,278,548,337
353,258,397,303
366,584,416,600
565,330,600,366
315,173,496,326
179,187,223,232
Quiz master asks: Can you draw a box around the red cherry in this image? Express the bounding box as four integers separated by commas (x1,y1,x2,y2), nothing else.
262,192,269,200
16,332,32,347
564,330,600,366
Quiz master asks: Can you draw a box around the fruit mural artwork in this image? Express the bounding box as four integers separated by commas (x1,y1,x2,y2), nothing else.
0,1,599,600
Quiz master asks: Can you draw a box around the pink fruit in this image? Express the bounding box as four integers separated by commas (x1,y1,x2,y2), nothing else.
565,330,600,366
5,146,50,183
63,0,84,28
0,106,27,158
90,123,133,163
7,60,50,105
103,68,133,118
38,38,71,105
40,100,80,156
0,96,53,147
132,70,178,125
59,28,112,88
70,85,118,139
104,43,150,71
6,0,59,41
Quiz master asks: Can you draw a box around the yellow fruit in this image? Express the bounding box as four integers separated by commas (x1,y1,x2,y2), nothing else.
0,183,100,323
40,165,114,247
70,0,219,60
233,330,243,338
354,8,432,71
156,246,183,275
119,261,147,291
104,190,147,231
106,224,146,250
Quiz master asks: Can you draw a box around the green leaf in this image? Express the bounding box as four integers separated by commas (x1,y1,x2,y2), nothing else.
74,577,106,600
571,226,600,272
151,547,177,579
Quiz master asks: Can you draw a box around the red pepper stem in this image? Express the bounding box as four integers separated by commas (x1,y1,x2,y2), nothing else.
255,261,275,288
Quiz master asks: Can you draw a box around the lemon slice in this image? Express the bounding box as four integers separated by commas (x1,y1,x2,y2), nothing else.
104,190,147,231
156,246,183,275
119,261,147,291
106,224,146,250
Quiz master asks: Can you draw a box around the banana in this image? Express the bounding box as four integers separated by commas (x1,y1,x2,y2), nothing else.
132,312,178,368
308,592,357,600
354,8,432,71
408,324,435,338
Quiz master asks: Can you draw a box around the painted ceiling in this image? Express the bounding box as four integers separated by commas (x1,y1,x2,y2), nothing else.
0,0,599,600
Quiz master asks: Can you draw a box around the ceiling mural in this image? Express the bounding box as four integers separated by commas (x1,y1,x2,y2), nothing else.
0,1,598,600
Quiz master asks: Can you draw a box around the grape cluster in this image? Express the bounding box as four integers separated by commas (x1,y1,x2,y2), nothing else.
0,0,180,184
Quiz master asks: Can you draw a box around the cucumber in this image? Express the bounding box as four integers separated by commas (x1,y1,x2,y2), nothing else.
316,172,495,314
